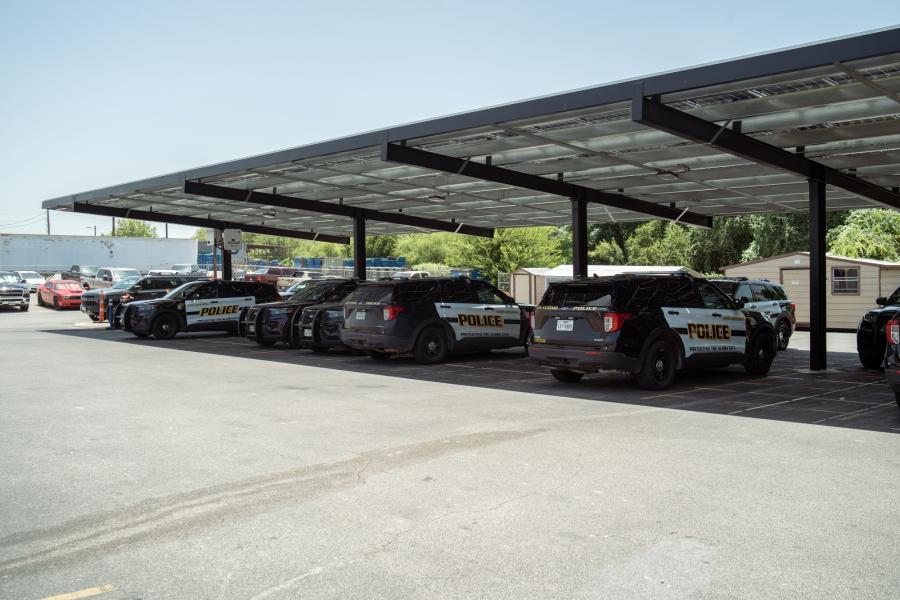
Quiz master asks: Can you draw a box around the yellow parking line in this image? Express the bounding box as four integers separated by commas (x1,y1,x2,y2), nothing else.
40,584,114,600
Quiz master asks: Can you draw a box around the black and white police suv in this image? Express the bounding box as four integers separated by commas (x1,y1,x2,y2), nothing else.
856,285,900,369
340,277,532,364
713,278,796,350
121,279,279,339
883,310,900,409
528,272,778,390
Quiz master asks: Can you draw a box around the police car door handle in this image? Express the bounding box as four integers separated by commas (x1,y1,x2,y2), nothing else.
483,306,495,311
711,312,722,317
440,304,451,308
667,310,680,315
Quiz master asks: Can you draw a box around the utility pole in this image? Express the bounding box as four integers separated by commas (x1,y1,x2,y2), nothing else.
45,210,50,235
165,223,168,238
111,217,116,236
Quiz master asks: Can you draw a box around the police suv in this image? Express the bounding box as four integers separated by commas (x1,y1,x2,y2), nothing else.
528,272,778,390
713,278,796,350
883,310,900,409
856,285,900,369
340,277,531,363
121,279,279,339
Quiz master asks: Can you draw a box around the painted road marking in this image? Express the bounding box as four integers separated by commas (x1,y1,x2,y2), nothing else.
40,584,114,600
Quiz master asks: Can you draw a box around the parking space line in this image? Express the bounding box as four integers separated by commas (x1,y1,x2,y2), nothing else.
40,584,114,600
813,401,897,423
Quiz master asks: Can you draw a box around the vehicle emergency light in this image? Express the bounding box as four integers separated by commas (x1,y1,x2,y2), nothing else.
383,306,405,321
603,312,632,333
887,319,899,345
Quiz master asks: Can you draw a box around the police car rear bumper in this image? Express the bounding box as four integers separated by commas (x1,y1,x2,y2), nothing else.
528,343,639,373
339,331,412,354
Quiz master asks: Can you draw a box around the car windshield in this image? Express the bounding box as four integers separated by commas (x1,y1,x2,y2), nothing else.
250,268,267,274
0,272,20,283
286,280,314,293
58,282,82,290
288,281,342,303
80,267,99,276
111,269,140,278
112,276,142,290
19,271,41,279
171,264,192,271
163,281,206,299
345,284,394,304
887,287,900,306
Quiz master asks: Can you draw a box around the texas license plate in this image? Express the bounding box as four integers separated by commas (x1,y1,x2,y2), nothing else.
248,324,255,333
556,319,574,331
303,328,313,337
355,310,367,320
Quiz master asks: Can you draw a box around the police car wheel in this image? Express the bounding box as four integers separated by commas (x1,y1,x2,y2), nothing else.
744,334,775,376
776,320,791,351
414,327,448,364
859,351,884,370
895,391,900,411
151,314,179,340
550,369,583,383
636,340,677,390
19,304,29,312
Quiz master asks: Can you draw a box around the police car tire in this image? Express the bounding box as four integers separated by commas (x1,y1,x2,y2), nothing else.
776,320,791,351
286,313,303,349
859,351,883,370
895,391,900,411
550,369,583,383
636,339,677,390
20,304,29,312
151,314,179,340
414,326,448,364
744,333,775,376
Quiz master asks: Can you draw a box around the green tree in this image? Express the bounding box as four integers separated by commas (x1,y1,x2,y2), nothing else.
588,240,625,265
394,233,457,265
362,235,398,258
110,219,157,237
688,216,754,274
827,209,900,261
447,227,564,282
626,221,692,267
740,212,848,261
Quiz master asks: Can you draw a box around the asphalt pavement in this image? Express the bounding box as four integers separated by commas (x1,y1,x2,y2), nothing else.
1,303,898,599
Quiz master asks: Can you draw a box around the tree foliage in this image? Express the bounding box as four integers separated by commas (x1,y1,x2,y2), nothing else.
447,227,564,282
827,209,900,261
394,232,457,265
111,219,157,237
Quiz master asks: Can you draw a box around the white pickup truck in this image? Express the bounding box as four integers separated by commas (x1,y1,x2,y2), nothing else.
82,267,141,290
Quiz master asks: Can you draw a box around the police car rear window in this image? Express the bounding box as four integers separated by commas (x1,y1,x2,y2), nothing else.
345,284,395,304
714,281,739,295
543,282,627,309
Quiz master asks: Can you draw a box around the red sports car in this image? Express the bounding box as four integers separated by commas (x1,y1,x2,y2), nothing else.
37,280,84,309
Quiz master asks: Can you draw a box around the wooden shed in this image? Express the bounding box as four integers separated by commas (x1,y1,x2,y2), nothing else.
722,252,900,330
509,268,549,305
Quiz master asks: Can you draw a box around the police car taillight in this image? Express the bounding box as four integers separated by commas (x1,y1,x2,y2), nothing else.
603,312,632,333
887,319,900,345
529,311,536,330
383,305,405,320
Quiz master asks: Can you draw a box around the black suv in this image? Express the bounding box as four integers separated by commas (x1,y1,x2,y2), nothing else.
856,286,900,369
340,277,531,364
528,273,778,390
122,280,279,339
81,275,206,323
883,310,900,409
239,279,358,348
294,301,355,353
713,278,795,350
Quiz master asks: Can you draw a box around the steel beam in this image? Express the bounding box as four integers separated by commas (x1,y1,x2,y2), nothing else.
809,177,827,371
353,213,366,280
72,203,349,244
183,180,493,238
632,96,900,210
222,240,233,280
382,143,712,228
571,199,588,278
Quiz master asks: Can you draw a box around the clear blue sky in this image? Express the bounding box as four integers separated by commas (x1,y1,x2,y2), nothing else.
1,0,897,237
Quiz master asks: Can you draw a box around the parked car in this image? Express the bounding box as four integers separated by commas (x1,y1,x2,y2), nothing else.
340,277,532,363
240,279,358,348
294,302,351,353
82,267,142,290
856,285,900,369
121,280,279,339
63,265,99,285
712,278,796,350
15,271,46,292
244,266,302,285
391,270,430,280
528,272,778,390
883,310,900,409
148,264,208,277
36,279,83,309
0,271,30,311
80,275,142,321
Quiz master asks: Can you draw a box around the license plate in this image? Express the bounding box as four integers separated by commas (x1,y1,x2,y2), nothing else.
556,319,574,331
355,310,367,320
303,328,313,337
248,324,255,333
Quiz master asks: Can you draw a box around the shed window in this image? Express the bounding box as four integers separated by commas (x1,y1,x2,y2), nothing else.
832,267,860,295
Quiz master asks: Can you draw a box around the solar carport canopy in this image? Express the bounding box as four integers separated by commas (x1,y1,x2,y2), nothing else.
44,26,900,240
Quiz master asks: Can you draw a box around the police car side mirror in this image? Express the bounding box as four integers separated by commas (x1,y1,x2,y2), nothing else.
737,296,749,308
876,296,887,306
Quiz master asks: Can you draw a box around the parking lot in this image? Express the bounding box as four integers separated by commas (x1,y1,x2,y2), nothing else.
2,302,899,599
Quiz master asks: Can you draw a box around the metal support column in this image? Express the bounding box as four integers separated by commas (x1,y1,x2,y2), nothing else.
222,246,233,281
353,212,366,280
571,198,588,279
809,177,827,370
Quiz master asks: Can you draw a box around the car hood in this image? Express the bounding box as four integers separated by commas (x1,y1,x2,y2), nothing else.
0,284,27,292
